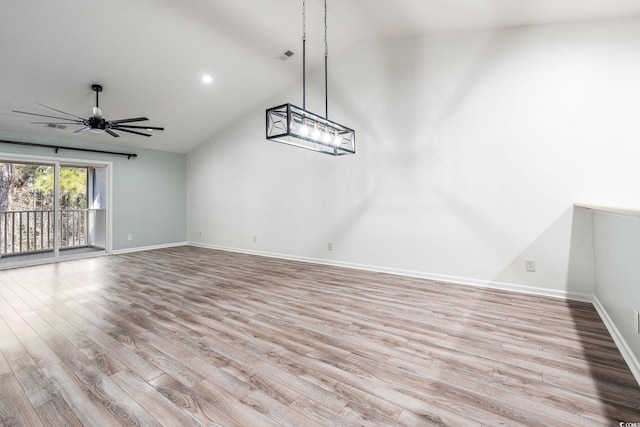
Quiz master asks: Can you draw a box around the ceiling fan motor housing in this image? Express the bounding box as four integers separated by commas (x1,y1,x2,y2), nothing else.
88,116,107,130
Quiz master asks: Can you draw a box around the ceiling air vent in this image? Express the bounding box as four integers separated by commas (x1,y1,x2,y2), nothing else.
277,49,294,61
45,123,67,130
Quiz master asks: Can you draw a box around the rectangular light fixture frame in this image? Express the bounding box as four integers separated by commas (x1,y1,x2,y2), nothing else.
266,103,355,156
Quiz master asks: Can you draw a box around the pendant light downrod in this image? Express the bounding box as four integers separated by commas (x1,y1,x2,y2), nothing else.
324,0,328,119
265,0,355,156
303,0,306,110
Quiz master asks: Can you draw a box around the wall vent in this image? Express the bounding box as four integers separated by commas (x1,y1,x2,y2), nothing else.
277,49,294,61
45,123,67,130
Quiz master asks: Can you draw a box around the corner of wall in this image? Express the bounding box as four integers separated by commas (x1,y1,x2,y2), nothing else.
593,296,640,386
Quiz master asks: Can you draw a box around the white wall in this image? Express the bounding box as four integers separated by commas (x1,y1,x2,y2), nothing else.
187,16,640,300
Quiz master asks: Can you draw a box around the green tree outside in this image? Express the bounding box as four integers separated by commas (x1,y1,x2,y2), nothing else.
0,163,87,212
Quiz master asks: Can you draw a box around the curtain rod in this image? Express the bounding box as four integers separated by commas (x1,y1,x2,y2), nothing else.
0,139,138,159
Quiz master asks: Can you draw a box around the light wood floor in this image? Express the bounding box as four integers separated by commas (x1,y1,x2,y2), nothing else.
0,246,638,426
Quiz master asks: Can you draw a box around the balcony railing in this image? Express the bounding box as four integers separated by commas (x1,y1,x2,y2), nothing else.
0,209,106,256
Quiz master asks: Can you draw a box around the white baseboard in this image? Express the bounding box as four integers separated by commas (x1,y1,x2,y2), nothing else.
112,241,188,255
593,297,640,386
187,242,593,302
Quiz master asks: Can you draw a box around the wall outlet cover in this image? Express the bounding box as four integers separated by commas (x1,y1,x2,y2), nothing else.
525,259,536,272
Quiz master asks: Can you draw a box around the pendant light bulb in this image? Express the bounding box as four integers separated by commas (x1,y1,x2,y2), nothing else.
322,125,332,143
300,118,310,136
333,129,341,146
312,122,321,140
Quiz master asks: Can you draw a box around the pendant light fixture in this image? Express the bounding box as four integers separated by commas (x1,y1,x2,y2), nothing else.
266,0,355,156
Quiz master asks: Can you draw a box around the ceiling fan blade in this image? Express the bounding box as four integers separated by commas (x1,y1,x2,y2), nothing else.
73,126,90,133
114,127,152,137
113,124,164,131
36,103,85,120
106,129,120,138
13,110,83,122
109,117,149,124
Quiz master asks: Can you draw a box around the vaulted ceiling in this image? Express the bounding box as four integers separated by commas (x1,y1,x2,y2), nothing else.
2,0,640,153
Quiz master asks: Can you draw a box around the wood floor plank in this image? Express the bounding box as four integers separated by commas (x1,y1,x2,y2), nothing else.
14,278,165,382
0,246,638,426
67,363,163,427
0,286,164,427
0,372,44,427
148,373,236,426
40,362,122,427
243,388,325,427
8,284,128,377
110,370,201,427
10,356,84,427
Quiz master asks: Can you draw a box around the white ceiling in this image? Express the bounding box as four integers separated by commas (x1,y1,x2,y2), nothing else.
2,0,640,153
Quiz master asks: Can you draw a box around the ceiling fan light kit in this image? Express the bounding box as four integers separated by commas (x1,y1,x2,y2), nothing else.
266,0,355,156
13,84,164,138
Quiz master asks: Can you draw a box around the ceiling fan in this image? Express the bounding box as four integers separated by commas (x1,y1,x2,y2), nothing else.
12,84,164,138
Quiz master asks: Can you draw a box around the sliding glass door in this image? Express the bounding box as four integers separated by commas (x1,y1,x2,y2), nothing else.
0,162,56,262
0,157,110,267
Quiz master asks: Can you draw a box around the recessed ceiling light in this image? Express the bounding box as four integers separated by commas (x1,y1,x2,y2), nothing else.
202,74,213,84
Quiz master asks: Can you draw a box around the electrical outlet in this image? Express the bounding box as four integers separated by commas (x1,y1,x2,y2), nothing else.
634,310,639,334
253,236,257,243
328,243,333,251
127,234,133,241
199,231,202,237
525,259,536,272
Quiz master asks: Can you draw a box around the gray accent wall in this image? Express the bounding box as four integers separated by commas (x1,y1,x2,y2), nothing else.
113,146,186,250
0,130,186,251
592,211,640,376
